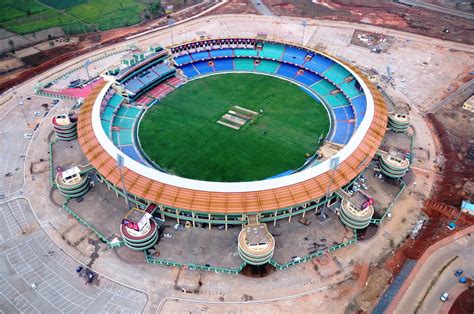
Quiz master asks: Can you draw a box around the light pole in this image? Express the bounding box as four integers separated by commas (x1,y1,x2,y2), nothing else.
168,18,176,46
320,156,340,221
18,97,30,127
301,20,307,45
116,153,132,211
84,59,91,81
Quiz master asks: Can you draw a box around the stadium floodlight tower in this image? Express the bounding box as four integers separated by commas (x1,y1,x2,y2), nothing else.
167,17,176,46
18,96,30,127
84,59,92,81
116,153,132,211
320,156,340,221
301,20,307,45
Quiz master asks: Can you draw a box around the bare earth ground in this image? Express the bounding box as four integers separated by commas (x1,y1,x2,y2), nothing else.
264,0,474,44
0,14,472,313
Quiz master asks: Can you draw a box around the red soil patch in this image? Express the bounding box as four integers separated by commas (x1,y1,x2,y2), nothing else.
450,289,474,314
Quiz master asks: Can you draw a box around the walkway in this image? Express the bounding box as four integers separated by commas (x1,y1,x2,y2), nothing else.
373,259,416,313
250,0,274,16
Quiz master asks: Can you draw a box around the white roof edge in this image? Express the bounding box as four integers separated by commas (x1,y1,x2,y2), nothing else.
91,47,375,193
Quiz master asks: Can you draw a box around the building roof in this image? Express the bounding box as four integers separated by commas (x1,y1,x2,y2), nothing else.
461,200,474,211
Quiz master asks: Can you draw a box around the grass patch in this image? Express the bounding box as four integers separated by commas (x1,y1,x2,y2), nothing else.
0,0,49,23
65,0,145,30
0,0,145,34
139,73,330,182
39,0,88,10
1,10,80,34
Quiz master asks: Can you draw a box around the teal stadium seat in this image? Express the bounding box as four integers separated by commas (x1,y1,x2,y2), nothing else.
323,64,350,85
259,43,285,60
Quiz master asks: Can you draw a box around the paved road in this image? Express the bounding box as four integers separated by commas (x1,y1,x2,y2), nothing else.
416,236,473,314
389,228,474,313
395,0,474,20
250,0,274,16
429,78,474,114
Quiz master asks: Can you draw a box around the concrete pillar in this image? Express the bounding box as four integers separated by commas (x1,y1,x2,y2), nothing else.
274,211,277,226
208,214,211,230
192,212,196,228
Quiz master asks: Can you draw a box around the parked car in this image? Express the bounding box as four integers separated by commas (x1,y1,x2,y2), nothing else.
459,277,467,284
447,221,456,231
440,292,448,302
75,266,83,273
85,270,95,284
455,269,464,277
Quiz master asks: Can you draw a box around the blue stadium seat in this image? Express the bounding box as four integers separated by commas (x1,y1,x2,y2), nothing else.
152,63,172,76
331,121,349,144
121,145,146,164
210,49,234,58
294,71,322,86
180,64,199,78
214,59,234,72
276,63,299,79
174,54,193,65
305,54,335,74
323,64,350,85
282,46,307,65
125,78,144,94
191,51,211,61
352,95,367,127
138,71,158,85
194,61,214,74
347,122,355,140
333,107,348,121
342,105,355,120
108,94,123,109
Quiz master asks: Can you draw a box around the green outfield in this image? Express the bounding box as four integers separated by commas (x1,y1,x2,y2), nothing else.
139,74,330,182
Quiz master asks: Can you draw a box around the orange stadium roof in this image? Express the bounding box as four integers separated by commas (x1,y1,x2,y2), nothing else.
78,59,387,214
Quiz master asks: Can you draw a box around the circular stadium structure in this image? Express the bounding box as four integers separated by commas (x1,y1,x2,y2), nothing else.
77,38,387,230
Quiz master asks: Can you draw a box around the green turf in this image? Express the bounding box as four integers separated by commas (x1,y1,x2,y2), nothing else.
0,0,146,34
139,73,330,182
65,0,145,31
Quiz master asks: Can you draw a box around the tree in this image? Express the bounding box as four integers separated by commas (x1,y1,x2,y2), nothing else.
149,1,163,17
8,39,14,52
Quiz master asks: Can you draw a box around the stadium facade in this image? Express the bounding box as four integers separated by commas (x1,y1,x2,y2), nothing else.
77,38,387,237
